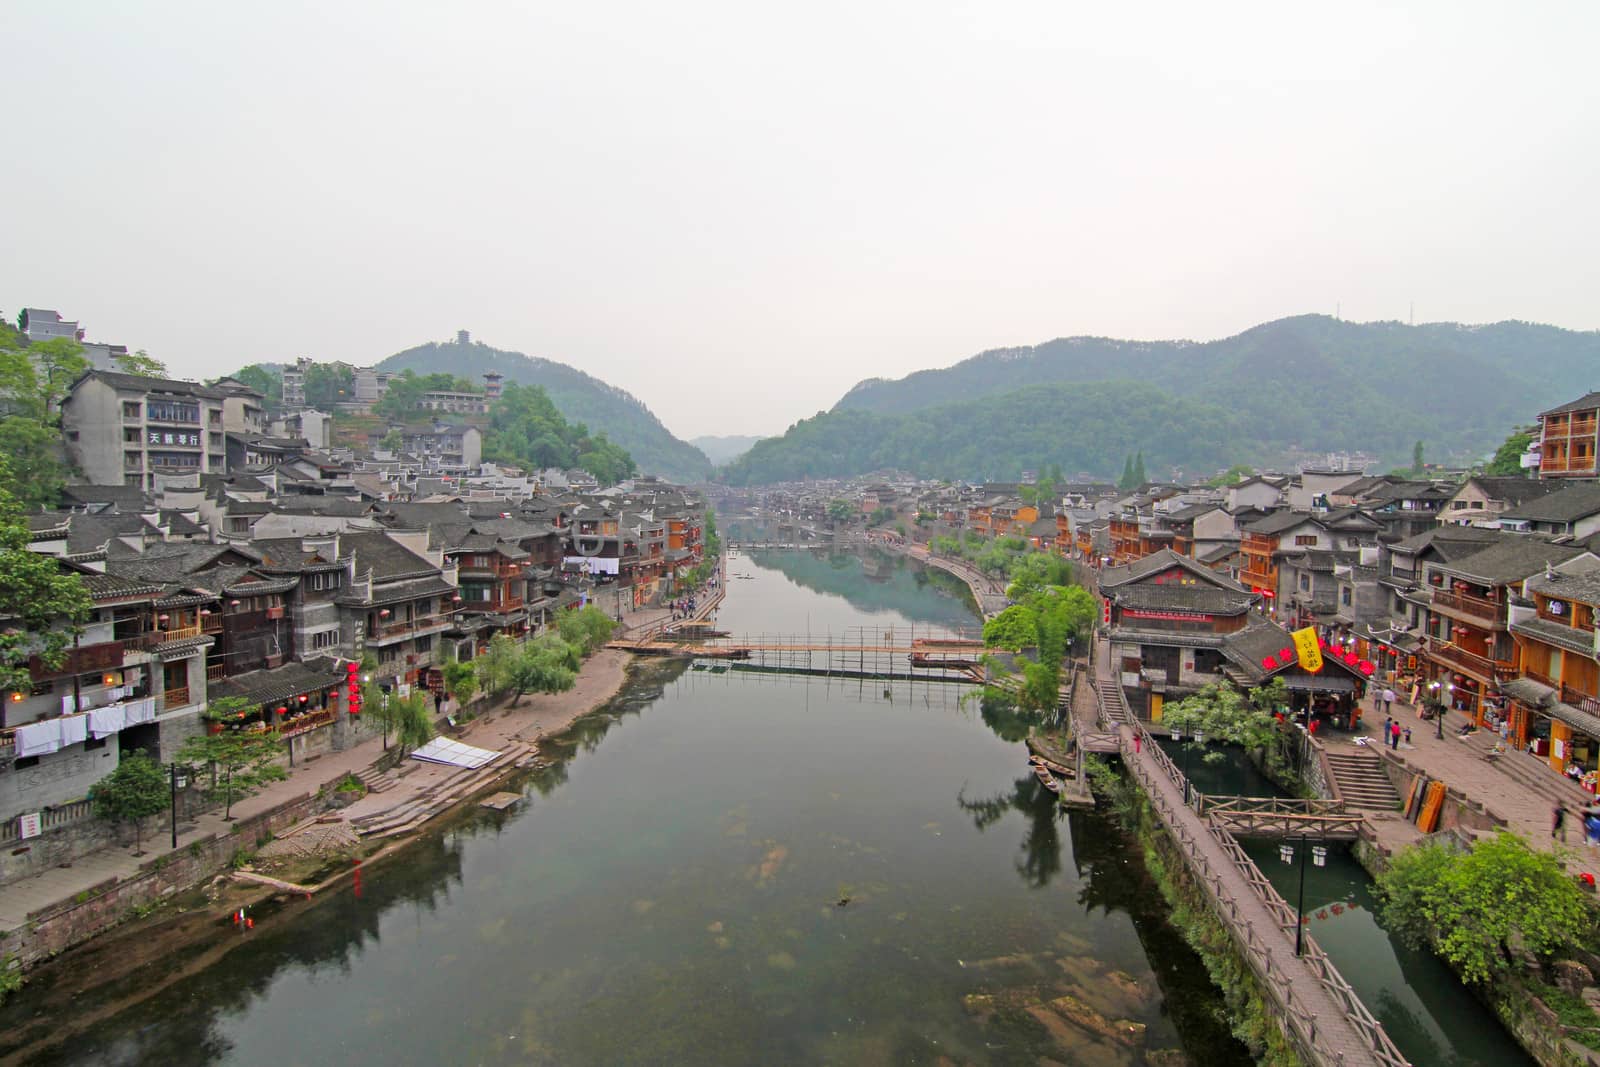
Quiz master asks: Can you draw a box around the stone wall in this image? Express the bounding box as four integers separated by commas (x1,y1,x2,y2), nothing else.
6,788,334,971
1377,751,1506,835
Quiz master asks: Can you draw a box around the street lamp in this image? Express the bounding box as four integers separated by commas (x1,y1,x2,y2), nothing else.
1279,836,1328,955
1172,728,1205,804
169,763,189,849
1428,680,1454,739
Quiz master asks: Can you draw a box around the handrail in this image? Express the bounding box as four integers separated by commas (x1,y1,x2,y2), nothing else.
1120,722,1409,1066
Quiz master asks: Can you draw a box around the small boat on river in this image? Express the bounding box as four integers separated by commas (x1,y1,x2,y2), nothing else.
1032,764,1063,794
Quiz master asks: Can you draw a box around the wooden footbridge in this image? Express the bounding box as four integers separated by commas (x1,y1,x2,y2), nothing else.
607,628,989,682
1082,640,1407,1066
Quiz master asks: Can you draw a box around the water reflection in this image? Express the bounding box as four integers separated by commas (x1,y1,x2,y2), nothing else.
957,775,1065,889
741,547,977,629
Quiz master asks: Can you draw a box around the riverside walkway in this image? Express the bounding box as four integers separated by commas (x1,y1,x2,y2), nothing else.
1083,638,1408,1067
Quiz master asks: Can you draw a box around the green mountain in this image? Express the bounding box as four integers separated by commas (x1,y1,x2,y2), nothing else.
721,315,1597,483
722,382,1246,485
379,339,711,482
690,434,765,466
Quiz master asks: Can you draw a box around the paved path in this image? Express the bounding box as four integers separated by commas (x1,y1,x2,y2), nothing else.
1085,638,1403,1067
1346,696,1600,874
0,631,656,932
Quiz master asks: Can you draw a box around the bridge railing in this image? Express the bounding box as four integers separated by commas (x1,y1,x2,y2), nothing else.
1120,729,1409,1066
1194,795,1347,817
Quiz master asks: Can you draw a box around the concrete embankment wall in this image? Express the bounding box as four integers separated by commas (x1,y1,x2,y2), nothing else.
7,790,334,971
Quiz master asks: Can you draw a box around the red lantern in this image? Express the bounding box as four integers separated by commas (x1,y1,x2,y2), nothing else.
1279,647,1294,661
1360,661,1376,676
276,705,287,716
1262,655,1277,669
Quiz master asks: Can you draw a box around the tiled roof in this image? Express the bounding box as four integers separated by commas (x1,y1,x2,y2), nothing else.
1540,391,1600,418
1439,540,1588,586
210,657,347,708
1502,483,1600,524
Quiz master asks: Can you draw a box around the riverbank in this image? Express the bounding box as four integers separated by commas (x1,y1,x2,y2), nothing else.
0,645,643,985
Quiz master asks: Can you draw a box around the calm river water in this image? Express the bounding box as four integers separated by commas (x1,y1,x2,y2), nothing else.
2,549,1252,1066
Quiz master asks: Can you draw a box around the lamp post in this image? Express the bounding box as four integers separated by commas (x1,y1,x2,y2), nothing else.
1172,728,1205,804
169,762,189,849
1279,835,1327,955
1429,680,1454,739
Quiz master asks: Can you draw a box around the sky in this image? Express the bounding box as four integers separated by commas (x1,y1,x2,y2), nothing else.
4,2,1598,441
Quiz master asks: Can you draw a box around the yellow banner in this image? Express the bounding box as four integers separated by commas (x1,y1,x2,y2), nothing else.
1292,626,1324,672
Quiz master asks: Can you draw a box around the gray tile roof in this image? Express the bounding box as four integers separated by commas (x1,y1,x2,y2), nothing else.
1502,483,1600,524
1540,391,1600,418
1438,540,1588,586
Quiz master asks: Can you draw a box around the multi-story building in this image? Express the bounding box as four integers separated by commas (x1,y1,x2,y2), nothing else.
1099,549,1262,719
1420,539,1592,725
1506,568,1600,776
416,390,488,415
1442,475,1555,527
62,371,228,489
1534,391,1600,480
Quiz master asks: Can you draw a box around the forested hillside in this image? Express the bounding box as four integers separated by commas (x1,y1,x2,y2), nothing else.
722,383,1246,484
720,315,1599,483
380,339,711,482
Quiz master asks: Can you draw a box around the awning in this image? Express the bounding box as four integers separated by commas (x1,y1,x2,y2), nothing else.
1282,675,1357,694
410,737,500,769
1498,677,1556,709
1546,701,1600,743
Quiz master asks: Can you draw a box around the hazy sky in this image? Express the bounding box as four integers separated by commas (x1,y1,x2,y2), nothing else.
5,2,1597,440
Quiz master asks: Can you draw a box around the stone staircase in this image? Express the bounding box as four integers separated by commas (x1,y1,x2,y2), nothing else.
1470,737,1592,809
355,766,400,794
350,741,538,840
1324,749,1402,811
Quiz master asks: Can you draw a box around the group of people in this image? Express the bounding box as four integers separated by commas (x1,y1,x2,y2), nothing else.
1379,716,1411,750
1552,802,1600,846
669,597,699,621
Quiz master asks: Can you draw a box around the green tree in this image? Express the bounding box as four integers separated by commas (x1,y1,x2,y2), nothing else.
1484,428,1534,476
0,417,68,510
826,499,855,522
0,455,92,693
442,658,478,707
1132,451,1147,485
229,364,283,410
1161,679,1290,773
506,633,580,703
1118,455,1136,490
1377,832,1594,985
555,604,617,655
31,338,89,412
483,382,635,484
303,363,354,410
379,429,403,452
983,604,1037,651
1207,464,1255,487
1411,440,1425,475
177,725,287,820
91,751,169,855
114,350,168,378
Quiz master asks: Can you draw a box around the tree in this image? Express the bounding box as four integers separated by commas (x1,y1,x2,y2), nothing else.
230,365,283,410
1132,451,1147,486
91,752,169,855
0,455,92,693
482,382,635,484
826,499,855,522
1207,464,1255,487
303,363,353,410
177,726,287,820
983,604,1037,651
1118,455,1136,490
114,350,168,378
375,690,434,756
1377,832,1594,985
441,658,479,707
555,605,617,655
30,339,88,413
1160,679,1289,771
1411,440,1426,476
379,429,403,452
1484,428,1534,476
0,417,68,510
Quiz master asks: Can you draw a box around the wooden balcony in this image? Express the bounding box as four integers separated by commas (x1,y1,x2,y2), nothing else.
1561,683,1600,718
1430,589,1501,624
162,685,191,709
377,614,447,638
157,623,205,643
1425,638,1513,681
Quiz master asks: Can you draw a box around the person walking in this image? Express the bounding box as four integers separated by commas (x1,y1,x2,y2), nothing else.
1553,803,1568,843
1382,686,1396,714
1133,732,1142,755
1389,721,1402,750
1382,715,1393,743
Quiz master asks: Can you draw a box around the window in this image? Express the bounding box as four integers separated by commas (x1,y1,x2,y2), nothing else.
311,629,339,650
1299,575,1310,592
1450,501,1468,510
1341,587,1352,607
122,401,141,418
415,636,433,653
1294,535,1317,546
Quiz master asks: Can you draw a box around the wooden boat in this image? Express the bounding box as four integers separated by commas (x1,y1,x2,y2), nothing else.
1033,764,1062,794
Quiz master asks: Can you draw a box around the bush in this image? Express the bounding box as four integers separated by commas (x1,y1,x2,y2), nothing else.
1377,832,1596,985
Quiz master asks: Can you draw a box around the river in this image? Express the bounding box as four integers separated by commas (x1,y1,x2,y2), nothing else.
2,548,1253,1066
